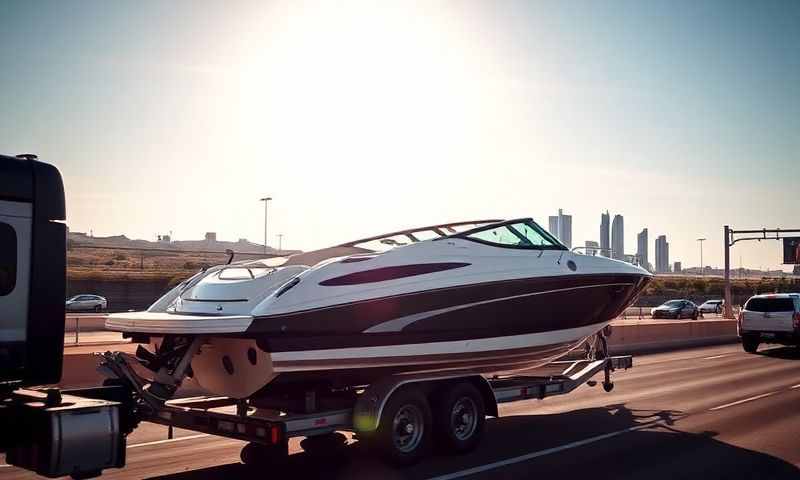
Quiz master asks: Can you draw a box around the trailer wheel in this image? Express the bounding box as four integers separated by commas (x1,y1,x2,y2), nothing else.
374,387,432,466
432,382,485,454
240,441,288,467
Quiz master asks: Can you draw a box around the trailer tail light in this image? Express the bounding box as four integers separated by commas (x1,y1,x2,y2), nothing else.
271,425,281,444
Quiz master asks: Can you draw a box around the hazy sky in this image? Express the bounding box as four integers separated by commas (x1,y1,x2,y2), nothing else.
1,1,798,270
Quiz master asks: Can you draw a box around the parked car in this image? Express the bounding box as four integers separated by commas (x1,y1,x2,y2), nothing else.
698,299,724,314
738,293,800,353
65,294,108,312
651,300,699,320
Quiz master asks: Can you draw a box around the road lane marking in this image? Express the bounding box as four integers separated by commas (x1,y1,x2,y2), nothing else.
128,433,209,448
709,392,777,411
702,354,732,360
791,384,800,390
0,464,11,468
424,418,665,480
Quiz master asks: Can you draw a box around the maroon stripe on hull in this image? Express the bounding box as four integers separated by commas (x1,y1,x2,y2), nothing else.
250,274,649,352
319,262,470,286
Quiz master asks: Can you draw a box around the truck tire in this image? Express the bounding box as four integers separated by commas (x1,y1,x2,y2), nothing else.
374,387,432,466
742,335,759,354
432,382,485,454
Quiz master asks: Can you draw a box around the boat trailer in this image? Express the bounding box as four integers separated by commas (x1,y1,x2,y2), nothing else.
95,350,632,466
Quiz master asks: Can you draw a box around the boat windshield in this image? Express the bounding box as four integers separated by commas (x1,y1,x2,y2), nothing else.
456,219,567,250
341,219,503,252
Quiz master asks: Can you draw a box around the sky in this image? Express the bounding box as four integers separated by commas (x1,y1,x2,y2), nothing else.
1,0,798,271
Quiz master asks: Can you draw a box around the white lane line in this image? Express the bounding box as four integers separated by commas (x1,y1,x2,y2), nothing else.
709,392,777,411
424,418,664,480
128,433,209,449
790,384,800,390
702,354,732,360
0,464,11,468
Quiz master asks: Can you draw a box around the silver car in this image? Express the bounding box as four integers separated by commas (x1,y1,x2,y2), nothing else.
698,299,724,314
65,294,108,312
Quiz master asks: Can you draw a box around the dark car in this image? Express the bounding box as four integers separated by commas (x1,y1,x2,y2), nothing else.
651,300,699,320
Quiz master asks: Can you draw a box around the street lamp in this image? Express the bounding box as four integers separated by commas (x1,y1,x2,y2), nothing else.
260,197,272,254
697,238,706,276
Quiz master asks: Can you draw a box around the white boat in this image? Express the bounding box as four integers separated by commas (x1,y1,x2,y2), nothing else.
106,218,651,399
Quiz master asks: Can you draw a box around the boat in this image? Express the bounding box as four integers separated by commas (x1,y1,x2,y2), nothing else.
106,218,651,400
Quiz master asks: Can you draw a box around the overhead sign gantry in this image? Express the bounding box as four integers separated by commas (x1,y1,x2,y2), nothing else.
723,226,800,318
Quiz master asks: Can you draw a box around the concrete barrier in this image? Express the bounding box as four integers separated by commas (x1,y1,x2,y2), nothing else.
64,314,107,332
608,319,739,355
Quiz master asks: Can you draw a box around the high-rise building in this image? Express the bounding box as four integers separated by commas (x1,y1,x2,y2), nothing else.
585,240,599,256
655,235,670,273
547,209,572,249
674,261,682,273
600,211,610,257
611,214,624,260
548,216,559,241
637,228,649,270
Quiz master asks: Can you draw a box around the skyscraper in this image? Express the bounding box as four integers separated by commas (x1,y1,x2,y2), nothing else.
611,214,624,260
547,209,572,249
637,228,649,270
655,235,670,273
600,211,610,257
585,240,599,256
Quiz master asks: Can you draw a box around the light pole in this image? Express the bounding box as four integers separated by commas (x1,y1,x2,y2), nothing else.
259,197,272,254
276,233,283,253
697,238,706,276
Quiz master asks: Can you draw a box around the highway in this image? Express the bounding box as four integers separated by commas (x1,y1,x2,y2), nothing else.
3,343,800,479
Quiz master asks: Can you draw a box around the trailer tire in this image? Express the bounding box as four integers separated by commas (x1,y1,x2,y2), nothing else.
432,382,485,454
374,387,432,466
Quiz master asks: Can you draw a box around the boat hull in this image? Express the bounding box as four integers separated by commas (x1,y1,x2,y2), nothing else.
186,273,649,397
189,323,600,398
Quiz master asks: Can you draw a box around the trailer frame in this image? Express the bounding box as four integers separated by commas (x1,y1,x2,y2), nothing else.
99,353,632,457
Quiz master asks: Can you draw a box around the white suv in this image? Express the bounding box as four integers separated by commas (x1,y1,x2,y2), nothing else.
738,293,800,353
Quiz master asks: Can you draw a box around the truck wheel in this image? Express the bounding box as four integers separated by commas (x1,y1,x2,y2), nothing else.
432,382,486,454
375,387,432,466
742,335,759,354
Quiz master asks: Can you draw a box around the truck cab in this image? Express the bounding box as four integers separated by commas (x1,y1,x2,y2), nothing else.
738,293,800,353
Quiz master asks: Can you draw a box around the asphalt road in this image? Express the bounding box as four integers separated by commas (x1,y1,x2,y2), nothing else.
3,343,799,480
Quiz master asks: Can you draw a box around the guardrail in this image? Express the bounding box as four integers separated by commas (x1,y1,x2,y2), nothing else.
620,305,742,320
65,314,108,344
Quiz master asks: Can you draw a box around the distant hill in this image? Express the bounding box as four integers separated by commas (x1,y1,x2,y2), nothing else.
67,230,300,256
